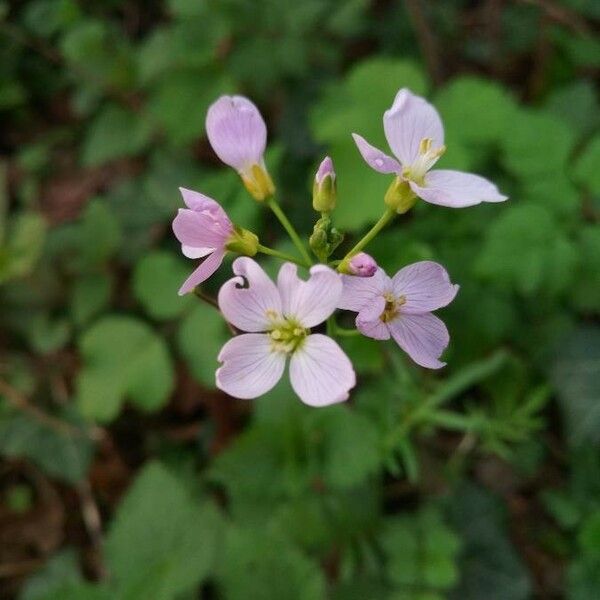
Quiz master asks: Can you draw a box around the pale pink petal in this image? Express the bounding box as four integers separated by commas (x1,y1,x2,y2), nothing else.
388,312,450,369
277,263,342,328
172,209,229,249
178,249,225,295
216,334,285,399
181,245,213,259
205,95,267,172
218,257,282,332
178,187,229,222
356,296,390,340
410,169,508,208
289,334,356,407
315,156,335,184
392,261,459,314
352,133,401,174
338,268,390,312
383,89,444,166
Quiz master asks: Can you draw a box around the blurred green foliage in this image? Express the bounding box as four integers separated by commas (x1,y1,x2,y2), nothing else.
0,0,599,598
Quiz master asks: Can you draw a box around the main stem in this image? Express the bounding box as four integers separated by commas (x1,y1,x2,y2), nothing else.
257,244,305,267
339,207,396,267
267,197,312,266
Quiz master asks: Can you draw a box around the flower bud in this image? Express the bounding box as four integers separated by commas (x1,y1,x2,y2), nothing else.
225,226,259,256
347,253,378,277
309,214,344,262
384,176,417,213
312,156,337,213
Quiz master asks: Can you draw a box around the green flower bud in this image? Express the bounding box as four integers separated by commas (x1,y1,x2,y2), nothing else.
312,156,337,213
384,177,417,214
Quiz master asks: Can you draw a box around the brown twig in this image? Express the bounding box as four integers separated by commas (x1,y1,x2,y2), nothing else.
0,379,104,441
77,480,108,581
517,0,592,37
404,0,443,86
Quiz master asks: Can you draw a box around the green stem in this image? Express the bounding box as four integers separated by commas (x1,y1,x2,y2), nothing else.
257,244,306,267
339,207,396,268
267,197,312,266
335,327,361,337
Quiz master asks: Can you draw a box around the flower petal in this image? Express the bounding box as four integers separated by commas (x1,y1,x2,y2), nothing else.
205,95,267,172
383,89,444,166
410,169,508,208
277,263,342,328
178,187,229,222
356,296,390,340
392,261,459,314
218,257,282,332
172,209,229,249
352,134,401,174
289,334,356,407
338,268,390,312
178,249,225,295
388,312,449,369
181,245,213,259
216,334,285,399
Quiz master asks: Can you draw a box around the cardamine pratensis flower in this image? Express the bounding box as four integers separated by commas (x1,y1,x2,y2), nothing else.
347,253,378,277
339,261,459,368
172,187,257,295
206,95,275,201
352,88,507,212
216,258,356,406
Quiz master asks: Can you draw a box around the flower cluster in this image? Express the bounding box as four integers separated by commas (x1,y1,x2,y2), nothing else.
172,89,507,407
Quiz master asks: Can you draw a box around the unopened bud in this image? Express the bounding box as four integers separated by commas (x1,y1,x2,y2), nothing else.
225,226,259,256
309,214,344,262
384,176,417,214
241,163,275,202
347,253,378,277
312,156,337,213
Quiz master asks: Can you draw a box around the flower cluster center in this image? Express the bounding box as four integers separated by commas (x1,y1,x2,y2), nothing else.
268,316,308,354
380,293,406,323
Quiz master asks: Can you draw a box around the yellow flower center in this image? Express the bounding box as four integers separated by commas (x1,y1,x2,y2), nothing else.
380,293,406,323
402,137,446,185
267,316,308,354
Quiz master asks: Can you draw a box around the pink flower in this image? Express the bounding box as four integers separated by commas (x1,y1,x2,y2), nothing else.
347,253,378,277
216,258,356,406
172,187,233,295
315,156,335,185
206,95,274,201
339,262,459,368
313,156,337,212
352,88,507,208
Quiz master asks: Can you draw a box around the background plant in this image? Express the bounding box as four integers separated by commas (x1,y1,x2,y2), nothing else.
0,0,599,598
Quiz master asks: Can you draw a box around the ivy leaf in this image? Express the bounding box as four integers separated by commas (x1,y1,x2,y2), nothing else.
77,316,175,422
106,462,222,600
133,251,193,320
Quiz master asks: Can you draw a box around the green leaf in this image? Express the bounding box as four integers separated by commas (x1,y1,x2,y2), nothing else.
574,135,600,195
435,76,517,145
447,484,532,600
381,506,460,593
177,304,229,388
77,316,175,422
476,204,578,297
20,549,83,600
70,272,112,326
0,413,94,483
106,462,222,600
546,81,599,137
501,110,576,177
572,226,600,312
310,58,427,230
0,212,46,284
82,104,152,167
217,525,326,600
77,199,122,268
551,326,600,446
133,251,194,320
